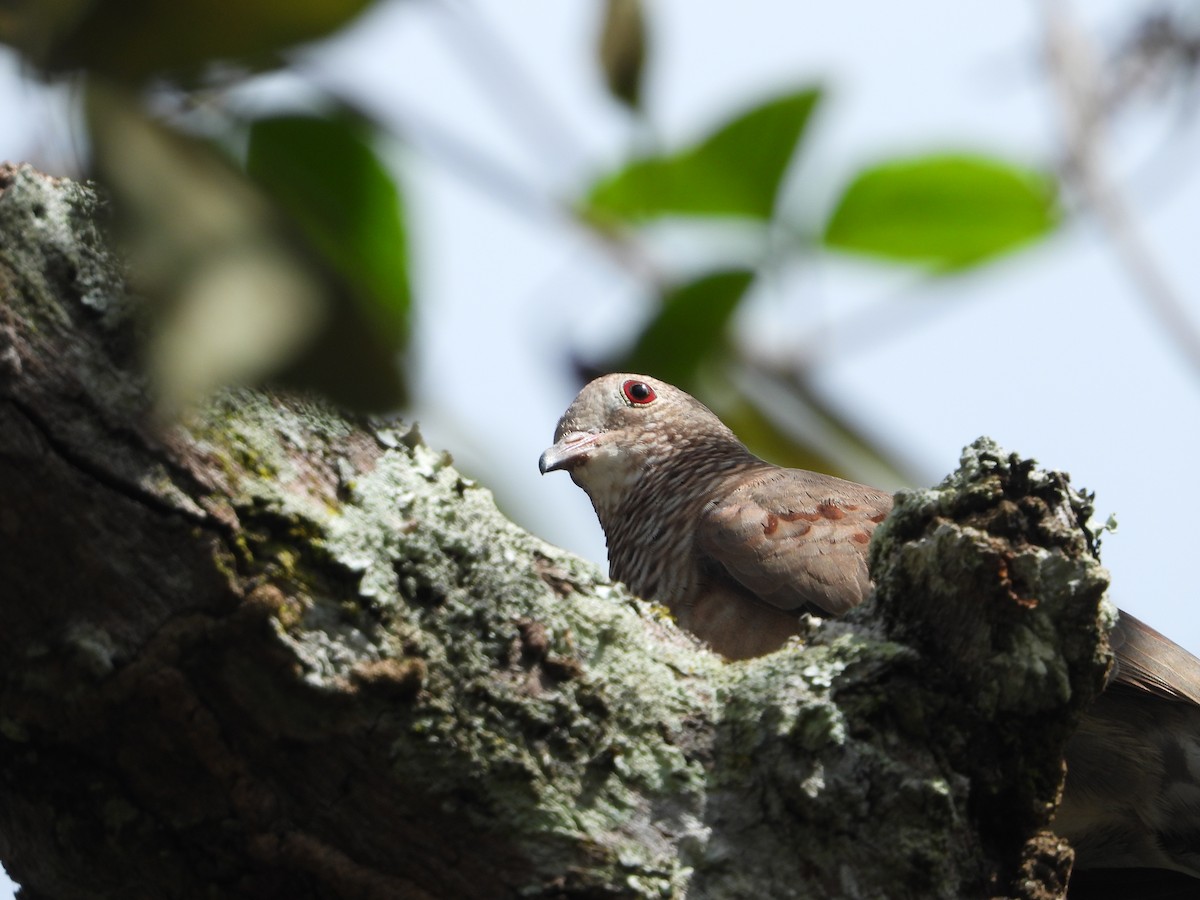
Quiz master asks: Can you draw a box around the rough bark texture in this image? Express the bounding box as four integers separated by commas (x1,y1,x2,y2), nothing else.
0,164,1112,899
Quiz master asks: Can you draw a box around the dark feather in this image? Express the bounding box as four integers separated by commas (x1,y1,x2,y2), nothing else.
1111,612,1200,704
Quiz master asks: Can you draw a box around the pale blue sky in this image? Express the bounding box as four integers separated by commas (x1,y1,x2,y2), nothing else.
2,1,1199,894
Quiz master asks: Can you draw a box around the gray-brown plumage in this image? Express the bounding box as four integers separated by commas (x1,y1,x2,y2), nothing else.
540,372,1200,892
539,373,891,659
1056,616,1200,883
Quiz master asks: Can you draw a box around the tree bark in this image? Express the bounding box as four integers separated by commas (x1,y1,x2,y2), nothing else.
0,164,1111,900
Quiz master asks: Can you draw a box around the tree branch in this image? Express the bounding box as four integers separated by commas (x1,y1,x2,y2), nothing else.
0,164,1109,899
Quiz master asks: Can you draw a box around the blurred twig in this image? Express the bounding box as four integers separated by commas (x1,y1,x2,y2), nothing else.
433,0,590,177
1105,10,1200,117
734,360,926,490
1042,0,1200,377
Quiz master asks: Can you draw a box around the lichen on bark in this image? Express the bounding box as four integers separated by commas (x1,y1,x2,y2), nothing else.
0,166,1110,899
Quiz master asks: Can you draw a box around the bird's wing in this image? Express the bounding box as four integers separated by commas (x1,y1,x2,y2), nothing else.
1110,611,1200,705
697,467,893,616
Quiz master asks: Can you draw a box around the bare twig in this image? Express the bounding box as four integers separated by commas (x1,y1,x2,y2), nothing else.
1042,0,1200,377
432,0,591,176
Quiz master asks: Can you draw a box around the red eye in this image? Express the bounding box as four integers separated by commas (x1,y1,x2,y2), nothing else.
622,380,656,405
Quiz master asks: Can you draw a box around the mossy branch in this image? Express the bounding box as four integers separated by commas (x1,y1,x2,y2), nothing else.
0,165,1109,900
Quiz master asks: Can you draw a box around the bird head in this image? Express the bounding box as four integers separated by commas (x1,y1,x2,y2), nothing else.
539,373,744,511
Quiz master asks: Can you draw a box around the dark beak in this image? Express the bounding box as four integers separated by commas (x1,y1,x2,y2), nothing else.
539,432,601,474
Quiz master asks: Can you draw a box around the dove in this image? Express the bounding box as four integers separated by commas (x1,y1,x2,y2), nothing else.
539,374,892,659
540,373,1200,892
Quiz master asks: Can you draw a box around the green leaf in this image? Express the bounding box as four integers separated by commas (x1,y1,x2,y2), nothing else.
619,269,754,386
824,154,1059,269
597,0,647,110
587,88,822,221
716,399,842,475
247,113,410,341
85,82,331,417
246,112,411,410
35,0,377,80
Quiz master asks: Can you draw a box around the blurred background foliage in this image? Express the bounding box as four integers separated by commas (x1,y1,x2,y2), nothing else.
0,0,1122,475
1,1,1199,576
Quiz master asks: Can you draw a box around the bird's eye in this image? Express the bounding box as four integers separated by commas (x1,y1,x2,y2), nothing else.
622,380,656,405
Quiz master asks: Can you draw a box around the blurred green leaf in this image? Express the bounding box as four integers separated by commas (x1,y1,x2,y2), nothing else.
587,88,821,221
724,366,918,487
247,114,411,341
85,82,329,417
246,113,411,410
824,154,1059,269
269,289,409,412
0,0,90,67
716,398,840,475
597,0,647,109
29,0,376,80
619,270,754,386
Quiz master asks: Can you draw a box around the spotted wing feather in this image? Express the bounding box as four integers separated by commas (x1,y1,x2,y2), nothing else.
697,467,893,616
